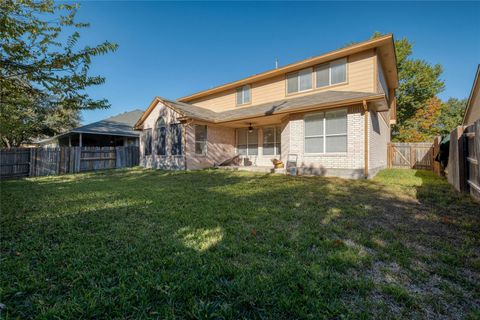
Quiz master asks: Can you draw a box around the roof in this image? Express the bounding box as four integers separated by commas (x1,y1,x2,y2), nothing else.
135,91,384,128
463,65,480,125
178,34,398,103
71,109,144,136
39,109,143,144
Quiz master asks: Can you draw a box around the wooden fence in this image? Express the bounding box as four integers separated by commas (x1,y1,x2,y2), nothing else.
0,146,139,179
446,120,480,201
388,142,434,170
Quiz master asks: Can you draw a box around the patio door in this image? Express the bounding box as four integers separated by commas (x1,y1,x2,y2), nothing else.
237,128,259,159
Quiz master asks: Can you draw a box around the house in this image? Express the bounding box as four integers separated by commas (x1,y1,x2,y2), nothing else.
463,65,480,126
39,110,143,147
134,35,398,178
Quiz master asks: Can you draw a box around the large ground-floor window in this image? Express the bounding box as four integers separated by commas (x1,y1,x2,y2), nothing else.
263,127,281,156
304,109,347,154
170,124,183,155
237,128,258,156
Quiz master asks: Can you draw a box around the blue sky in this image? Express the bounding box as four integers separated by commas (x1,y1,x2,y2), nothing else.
75,1,480,124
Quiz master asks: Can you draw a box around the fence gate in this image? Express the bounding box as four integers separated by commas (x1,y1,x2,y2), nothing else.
388,142,434,170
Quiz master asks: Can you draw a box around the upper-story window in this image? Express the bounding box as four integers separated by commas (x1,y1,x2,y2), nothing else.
316,58,347,88
236,85,251,105
287,68,312,94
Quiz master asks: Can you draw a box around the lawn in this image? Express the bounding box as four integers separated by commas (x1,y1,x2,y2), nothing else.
1,168,479,319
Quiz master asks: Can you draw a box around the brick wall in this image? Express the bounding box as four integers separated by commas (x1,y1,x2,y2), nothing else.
282,105,366,177
139,101,185,170
186,124,235,169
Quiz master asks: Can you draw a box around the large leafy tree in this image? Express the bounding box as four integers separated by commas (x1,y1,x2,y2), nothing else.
0,0,118,147
437,98,467,135
371,32,446,140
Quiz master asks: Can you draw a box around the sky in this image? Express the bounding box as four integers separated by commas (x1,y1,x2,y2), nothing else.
74,1,480,124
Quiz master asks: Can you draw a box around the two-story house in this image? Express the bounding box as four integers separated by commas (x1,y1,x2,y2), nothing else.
134,34,398,178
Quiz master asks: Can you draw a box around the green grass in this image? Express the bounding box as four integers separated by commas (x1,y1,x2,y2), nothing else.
1,168,479,319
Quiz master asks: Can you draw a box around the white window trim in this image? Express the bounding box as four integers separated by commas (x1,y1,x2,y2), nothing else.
304,109,348,155
194,125,208,156
236,85,251,106
262,127,281,156
315,58,348,89
287,68,313,94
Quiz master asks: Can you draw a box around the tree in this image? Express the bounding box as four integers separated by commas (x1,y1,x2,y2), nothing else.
397,97,443,142
0,0,118,147
437,98,467,135
370,32,445,141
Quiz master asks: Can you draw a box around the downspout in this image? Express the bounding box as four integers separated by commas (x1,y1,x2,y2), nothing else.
363,100,369,179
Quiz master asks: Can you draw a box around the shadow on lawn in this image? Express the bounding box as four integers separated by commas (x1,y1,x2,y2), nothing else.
1,169,479,319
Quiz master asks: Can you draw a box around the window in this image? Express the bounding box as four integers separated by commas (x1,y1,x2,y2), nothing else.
170,124,182,155
315,58,347,88
263,127,281,156
237,128,258,156
236,85,251,105
143,129,152,155
195,125,207,155
156,118,166,155
287,68,312,94
304,109,347,154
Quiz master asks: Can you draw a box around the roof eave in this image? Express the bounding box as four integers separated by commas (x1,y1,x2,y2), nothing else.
180,93,386,124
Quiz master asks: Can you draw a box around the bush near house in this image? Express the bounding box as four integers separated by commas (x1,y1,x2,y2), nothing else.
0,169,479,319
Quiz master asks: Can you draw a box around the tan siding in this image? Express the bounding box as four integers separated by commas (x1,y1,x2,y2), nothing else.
189,50,376,112
464,84,480,125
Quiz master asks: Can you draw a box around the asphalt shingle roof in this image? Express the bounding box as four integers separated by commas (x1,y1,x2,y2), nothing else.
161,90,381,123
71,109,144,136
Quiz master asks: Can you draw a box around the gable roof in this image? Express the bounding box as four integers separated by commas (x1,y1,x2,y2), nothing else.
135,91,384,128
178,34,398,103
463,65,480,125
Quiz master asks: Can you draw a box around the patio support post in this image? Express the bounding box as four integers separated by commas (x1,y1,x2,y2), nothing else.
363,100,369,179
79,133,83,147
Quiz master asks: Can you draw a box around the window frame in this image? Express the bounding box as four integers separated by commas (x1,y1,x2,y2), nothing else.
194,125,208,155
170,123,183,156
236,128,259,156
304,108,348,155
262,126,281,156
155,118,167,156
236,85,251,106
315,58,347,89
143,128,152,156
286,67,313,95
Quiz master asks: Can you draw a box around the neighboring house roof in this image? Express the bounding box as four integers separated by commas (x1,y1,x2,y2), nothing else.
135,91,384,128
463,65,480,126
178,34,398,103
72,109,144,136
39,109,144,144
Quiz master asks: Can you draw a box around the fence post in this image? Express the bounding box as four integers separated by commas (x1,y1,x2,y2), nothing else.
29,148,35,177
75,147,81,173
